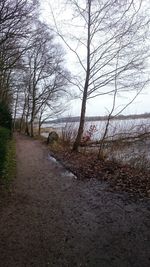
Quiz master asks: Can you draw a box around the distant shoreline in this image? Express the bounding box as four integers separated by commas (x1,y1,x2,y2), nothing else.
44,113,150,124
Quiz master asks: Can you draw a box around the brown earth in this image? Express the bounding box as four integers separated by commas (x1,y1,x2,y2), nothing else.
49,146,150,198
0,133,150,267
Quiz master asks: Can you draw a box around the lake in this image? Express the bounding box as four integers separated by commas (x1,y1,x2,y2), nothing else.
41,118,150,141
40,117,150,169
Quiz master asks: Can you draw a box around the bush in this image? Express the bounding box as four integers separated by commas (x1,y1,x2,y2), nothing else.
0,101,12,130
2,138,16,188
0,127,11,178
61,123,77,145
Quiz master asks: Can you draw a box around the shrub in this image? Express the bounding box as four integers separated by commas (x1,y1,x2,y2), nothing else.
0,127,11,178
61,123,77,145
2,138,16,188
0,101,12,130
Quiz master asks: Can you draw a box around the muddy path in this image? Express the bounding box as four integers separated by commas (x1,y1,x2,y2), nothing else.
0,134,150,267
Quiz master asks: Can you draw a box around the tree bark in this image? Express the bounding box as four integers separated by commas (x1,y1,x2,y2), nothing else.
72,0,91,152
72,79,88,151
25,114,30,136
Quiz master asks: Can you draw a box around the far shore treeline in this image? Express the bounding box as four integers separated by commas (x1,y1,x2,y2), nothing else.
44,113,150,124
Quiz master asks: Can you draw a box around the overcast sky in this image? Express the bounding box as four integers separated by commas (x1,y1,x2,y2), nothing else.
40,0,150,117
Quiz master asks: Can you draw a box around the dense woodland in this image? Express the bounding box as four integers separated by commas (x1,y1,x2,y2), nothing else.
0,0,70,137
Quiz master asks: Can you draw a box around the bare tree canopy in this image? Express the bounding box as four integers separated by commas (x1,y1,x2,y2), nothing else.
12,21,70,136
0,0,39,105
50,0,150,151
0,1,70,135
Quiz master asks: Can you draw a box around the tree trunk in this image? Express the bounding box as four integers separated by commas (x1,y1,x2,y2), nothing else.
72,0,91,152
25,116,30,136
30,98,35,137
19,109,25,132
13,89,19,131
30,120,34,137
38,113,43,136
72,81,88,151
38,126,41,136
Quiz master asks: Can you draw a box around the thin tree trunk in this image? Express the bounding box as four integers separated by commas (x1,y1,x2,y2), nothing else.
25,114,30,136
30,120,34,137
38,123,41,136
73,0,91,152
98,51,119,159
19,108,25,132
72,81,88,151
30,99,35,137
13,89,19,131
38,114,42,136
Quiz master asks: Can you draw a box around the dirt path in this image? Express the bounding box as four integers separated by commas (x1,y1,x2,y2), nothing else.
0,134,150,267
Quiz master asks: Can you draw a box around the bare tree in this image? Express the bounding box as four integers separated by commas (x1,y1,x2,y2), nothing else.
50,0,150,151
19,21,70,136
37,101,68,135
0,0,39,111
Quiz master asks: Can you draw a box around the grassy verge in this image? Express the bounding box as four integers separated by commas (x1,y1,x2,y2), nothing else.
1,138,16,190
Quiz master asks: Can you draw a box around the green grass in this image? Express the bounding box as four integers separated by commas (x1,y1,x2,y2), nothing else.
0,127,11,175
0,137,16,190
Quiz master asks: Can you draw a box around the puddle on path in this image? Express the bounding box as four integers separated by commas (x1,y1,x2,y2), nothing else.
61,170,77,179
48,154,57,163
48,153,77,179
